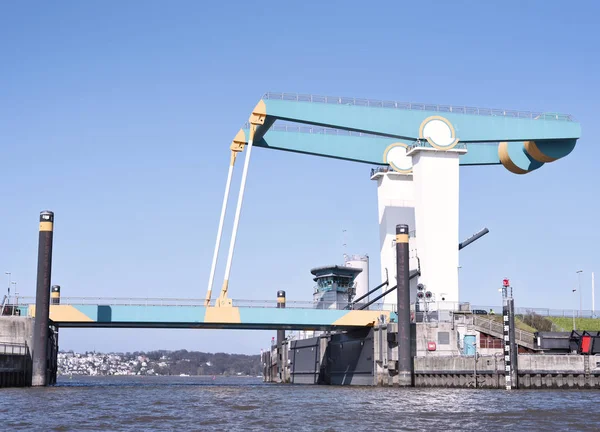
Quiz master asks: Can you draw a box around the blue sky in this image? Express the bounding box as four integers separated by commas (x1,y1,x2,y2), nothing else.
1,1,599,354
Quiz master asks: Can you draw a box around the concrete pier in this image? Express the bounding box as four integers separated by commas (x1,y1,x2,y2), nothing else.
0,316,57,388
0,342,30,388
0,317,33,388
267,311,600,389
414,354,600,389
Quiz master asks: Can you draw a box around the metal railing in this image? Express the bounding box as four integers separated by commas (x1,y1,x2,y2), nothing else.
15,296,395,312
370,166,391,177
262,92,575,122
13,296,600,319
407,140,468,152
470,305,600,319
0,304,23,316
244,121,380,138
0,342,29,356
473,315,535,348
17,296,212,307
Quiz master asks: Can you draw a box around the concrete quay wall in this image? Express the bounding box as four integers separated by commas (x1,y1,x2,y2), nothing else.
0,316,34,347
272,324,600,389
517,354,600,389
413,354,600,389
0,316,58,388
0,317,34,388
414,354,504,389
0,352,30,387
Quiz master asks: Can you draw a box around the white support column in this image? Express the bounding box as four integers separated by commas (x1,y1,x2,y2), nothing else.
408,146,466,309
217,101,266,307
372,171,417,308
219,127,255,306
205,154,236,306
205,130,246,306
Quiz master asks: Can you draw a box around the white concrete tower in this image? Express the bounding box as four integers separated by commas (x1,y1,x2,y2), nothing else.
406,116,467,309
373,115,467,312
371,161,418,308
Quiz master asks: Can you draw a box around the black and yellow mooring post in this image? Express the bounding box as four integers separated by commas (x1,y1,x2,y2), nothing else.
32,211,54,387
51,285,61,305
396,224,413,387
50,284,61,386
277,290,286,382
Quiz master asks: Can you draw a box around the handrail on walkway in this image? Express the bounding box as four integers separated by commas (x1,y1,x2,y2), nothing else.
0,341,29,356
11,296,600,319
472,315,535,349
262,92,575,122
14,296,395,312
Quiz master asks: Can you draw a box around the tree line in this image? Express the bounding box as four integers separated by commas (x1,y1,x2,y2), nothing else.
121,349,262,376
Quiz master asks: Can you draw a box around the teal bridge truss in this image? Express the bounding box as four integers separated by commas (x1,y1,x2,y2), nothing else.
239,92,580,175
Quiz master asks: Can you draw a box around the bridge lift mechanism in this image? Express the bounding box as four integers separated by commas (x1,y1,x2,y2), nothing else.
205,105,266,307
204,93,581,309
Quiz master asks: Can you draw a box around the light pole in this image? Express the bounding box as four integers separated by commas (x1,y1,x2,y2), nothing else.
572,287,577,330
576,270,583,317
4,272,11,300
11,282,17,310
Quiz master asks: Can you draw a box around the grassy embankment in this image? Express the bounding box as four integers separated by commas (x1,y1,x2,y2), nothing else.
545,317,600,332
488,315,537,333
486,313,600,333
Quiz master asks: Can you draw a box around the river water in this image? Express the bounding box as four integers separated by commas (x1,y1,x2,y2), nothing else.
1,376,599,431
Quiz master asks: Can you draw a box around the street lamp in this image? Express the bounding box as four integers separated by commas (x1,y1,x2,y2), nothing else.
577,270,583,317
4,272,11,299
572,287,577,330
11,282,17,308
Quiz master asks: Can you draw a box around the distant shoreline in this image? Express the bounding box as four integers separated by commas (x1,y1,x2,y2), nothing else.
59,374,260,378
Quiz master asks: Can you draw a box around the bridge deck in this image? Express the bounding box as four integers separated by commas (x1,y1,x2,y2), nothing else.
27,301,391,330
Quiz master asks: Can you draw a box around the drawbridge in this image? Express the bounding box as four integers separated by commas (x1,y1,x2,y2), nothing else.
25,92,581,330
20,92,582,388
204,92,580,319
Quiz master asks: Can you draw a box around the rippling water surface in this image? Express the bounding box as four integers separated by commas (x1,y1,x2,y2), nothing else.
1,376,600,431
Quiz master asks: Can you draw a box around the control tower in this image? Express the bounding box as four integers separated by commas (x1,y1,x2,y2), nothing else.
311,265,362,309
